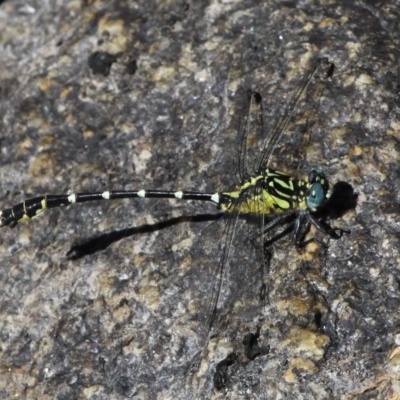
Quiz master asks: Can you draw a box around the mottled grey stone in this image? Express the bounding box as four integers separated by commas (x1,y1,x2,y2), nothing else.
0,1,399,399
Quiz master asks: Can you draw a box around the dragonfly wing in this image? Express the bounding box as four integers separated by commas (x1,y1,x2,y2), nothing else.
258,58,335,171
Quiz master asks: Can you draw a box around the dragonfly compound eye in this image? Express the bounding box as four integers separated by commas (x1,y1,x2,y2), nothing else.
308,169,331,199
306,182,327,211
308,168,327,184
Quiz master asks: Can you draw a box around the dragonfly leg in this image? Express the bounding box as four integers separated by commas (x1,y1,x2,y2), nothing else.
307,212,350,239
294,212,350,247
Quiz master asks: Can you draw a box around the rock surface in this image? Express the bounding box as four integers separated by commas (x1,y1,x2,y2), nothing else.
0,1,399,399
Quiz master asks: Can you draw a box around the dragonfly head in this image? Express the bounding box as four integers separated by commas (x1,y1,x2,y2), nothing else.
306,169,331,211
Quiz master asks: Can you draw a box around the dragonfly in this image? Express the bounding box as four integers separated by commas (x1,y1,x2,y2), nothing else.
0,58,348,332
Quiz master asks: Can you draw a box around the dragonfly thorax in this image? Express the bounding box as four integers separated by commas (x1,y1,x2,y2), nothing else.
219,168,331,215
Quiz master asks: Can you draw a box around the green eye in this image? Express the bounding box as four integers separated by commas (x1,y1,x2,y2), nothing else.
308,168,330,200
307,182,326,211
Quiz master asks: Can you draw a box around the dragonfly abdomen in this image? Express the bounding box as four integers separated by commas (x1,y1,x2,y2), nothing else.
0,190,221,227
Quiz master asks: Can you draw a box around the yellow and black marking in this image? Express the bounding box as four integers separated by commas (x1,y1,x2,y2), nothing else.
219,169,310,214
